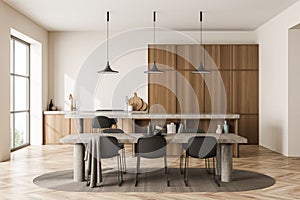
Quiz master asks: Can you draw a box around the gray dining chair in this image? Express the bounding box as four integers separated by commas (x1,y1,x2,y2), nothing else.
183,136,220,187
86,135,123,187
102,128,127,174
135,135,169,187
92,116,117,132
179,128,205,174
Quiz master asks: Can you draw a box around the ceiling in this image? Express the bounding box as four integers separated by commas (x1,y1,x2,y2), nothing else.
3,0,299,31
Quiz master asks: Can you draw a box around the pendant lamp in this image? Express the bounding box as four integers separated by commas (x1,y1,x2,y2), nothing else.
144,11,164,74
97,11,119,74
192,11,210,74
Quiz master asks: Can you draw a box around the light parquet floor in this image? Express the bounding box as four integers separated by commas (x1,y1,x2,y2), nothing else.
0,145,299,200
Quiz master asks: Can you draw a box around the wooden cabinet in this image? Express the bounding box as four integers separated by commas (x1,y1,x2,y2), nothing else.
204,71,232,113
43,114,70,144
148,44,259,145
233,71,259,114
70,118,93,134
148,45,177,114
239,115,259,144
233,45,258,70
204,44,232,70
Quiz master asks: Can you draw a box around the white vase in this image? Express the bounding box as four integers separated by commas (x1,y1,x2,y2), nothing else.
216,124,222,134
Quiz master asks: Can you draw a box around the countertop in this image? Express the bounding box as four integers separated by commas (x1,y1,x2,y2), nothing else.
44,111,239,119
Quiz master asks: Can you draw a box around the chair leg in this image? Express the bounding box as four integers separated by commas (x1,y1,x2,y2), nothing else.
213,157,220,187
184,156,189,186
180,154,183,174
164,156,170,187
135,156,140,187
122,148,127,174
117,155,123,186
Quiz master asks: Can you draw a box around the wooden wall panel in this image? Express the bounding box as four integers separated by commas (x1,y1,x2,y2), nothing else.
148,45,177,114
204,71,232,113
176,70,205,114
204,44,232,70
148,44,259,145
176,45,201,70
233,45,258,70
239,115,259,144
233,71,259,114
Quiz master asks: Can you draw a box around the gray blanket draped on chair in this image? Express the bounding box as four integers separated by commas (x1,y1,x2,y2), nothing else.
85,135,102,188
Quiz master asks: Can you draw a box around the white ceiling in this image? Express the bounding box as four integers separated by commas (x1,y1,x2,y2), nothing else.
3,0,299,31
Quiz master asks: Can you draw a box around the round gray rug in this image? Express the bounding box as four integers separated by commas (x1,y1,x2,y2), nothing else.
33,168,275,192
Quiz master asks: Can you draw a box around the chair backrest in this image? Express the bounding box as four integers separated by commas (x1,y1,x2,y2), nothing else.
102,128,124,134
181,128,205,134
186,136,217,159
99,136,120,159
136,136,166,159
92,116,117,129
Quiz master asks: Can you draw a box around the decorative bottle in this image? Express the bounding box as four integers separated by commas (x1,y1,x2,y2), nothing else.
223,120,229,133
48,99,53,111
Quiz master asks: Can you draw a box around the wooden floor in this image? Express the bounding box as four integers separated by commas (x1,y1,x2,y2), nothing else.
0,145,299,200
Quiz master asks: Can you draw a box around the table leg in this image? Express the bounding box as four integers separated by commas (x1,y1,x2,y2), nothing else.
221,144,233,182
216,144,221,176
74,143,85,182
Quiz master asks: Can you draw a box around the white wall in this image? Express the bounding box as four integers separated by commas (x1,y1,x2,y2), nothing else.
48,30,256,111
288,29,300,156
0,1,48,161
256,1,300,156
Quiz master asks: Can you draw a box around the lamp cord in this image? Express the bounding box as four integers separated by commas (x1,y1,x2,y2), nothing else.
107,11,109,63
200,11,204,66
153,11,156,63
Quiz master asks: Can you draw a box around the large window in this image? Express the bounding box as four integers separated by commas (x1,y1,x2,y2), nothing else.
10,36,30,150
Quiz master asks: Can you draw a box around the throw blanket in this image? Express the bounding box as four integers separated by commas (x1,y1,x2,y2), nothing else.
85,135,102,188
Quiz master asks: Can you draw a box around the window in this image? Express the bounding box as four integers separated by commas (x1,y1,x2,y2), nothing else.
10,36,30,150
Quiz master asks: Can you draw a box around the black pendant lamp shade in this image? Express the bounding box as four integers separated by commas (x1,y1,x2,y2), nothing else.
97,11,119,74
144,11,164,74
192,11,210,74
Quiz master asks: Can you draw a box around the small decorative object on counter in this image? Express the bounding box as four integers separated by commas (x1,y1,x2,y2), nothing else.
216,124,222,134
147,123,153,136
69,94,76,111
167,122,176,134
128,92,148,111
48,99,54,111
223,120,229,133
127,104,133,112
125,96,129,111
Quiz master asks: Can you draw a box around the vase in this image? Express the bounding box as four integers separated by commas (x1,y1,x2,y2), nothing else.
216,124,222,134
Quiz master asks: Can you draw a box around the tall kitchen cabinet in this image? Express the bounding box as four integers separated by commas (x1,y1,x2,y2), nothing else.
148,44,259,145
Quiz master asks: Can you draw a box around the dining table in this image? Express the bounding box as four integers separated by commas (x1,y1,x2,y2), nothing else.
60,132,247,183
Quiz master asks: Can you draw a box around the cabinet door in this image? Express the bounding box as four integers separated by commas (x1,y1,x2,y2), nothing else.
204,71,232,113
204,45,232,70
176,70,205,113
176,45,205,113
239,114,259,144
148,45,177,114
233,45,258,70
44,114,70,144
233,71,258,114
70,118,93,134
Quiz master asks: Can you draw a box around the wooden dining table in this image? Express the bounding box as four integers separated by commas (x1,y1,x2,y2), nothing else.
60,133,247,183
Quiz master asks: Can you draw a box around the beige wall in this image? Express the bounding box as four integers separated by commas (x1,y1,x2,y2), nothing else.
0,1,48,161
288,29,300,156
48,30,256,110
256,0,300,156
